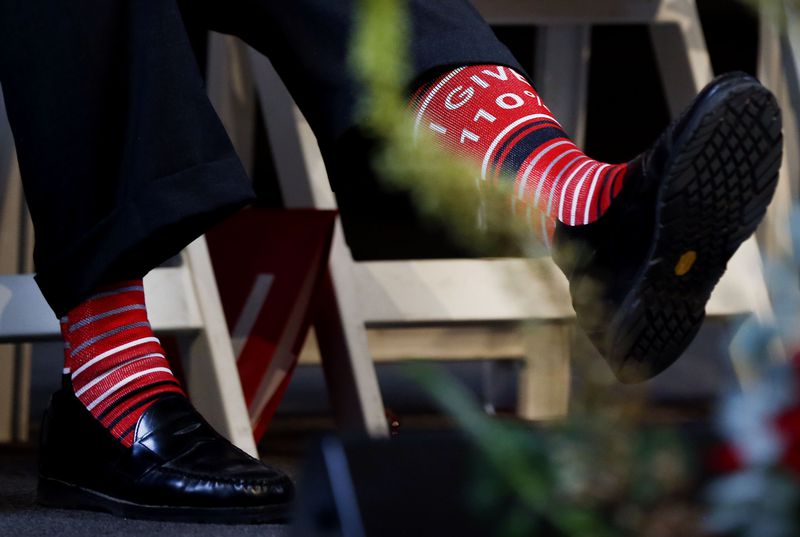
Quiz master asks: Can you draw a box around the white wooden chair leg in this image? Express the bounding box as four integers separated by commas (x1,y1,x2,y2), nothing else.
207,33,257,176
247,48,324,207
0,90,16,443
650,0,714,112
15,210,33,443
518,323,571,420
0,85,33,444
758,5,800,260
179,237,259,457
0,143,18,443
783,0,800,117
0,350,15,443
245,44,388,436
535,25,592,147
315,226,389,436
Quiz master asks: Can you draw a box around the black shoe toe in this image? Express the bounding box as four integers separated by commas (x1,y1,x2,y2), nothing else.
38,389,293,523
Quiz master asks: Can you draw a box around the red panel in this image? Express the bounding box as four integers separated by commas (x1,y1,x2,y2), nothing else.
206,208,337,442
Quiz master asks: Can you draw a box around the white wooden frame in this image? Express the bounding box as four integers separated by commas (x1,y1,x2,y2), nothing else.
0,0,779,442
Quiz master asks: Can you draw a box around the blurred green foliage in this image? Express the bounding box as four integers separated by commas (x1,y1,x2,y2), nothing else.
350,0,543,257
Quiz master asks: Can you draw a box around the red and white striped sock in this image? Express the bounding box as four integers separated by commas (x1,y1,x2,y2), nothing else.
410,64,629,246
61,280,185,447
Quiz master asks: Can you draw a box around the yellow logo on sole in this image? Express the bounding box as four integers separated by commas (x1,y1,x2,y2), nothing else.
675,251,697,276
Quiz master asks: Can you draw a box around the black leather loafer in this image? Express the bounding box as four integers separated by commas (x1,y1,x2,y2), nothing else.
553,72,783,383
37,389,293,523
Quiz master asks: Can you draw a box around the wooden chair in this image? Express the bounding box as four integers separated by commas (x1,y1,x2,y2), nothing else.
207,0,775,420
0,0,778,444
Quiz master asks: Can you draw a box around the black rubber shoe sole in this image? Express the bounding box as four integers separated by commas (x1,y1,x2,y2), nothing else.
609,77,782,382
37,475,291,524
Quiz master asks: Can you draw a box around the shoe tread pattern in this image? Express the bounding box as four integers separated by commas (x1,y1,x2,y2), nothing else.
614,84,783,380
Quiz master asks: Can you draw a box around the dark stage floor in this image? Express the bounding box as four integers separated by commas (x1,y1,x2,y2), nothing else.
0,447,293,537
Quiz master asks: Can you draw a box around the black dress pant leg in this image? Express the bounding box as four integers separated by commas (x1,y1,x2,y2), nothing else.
0,0,521,315
186,0,523,147
0,0,255,316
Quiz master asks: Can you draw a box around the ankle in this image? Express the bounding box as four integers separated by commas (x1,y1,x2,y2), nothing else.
62,280,184,446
